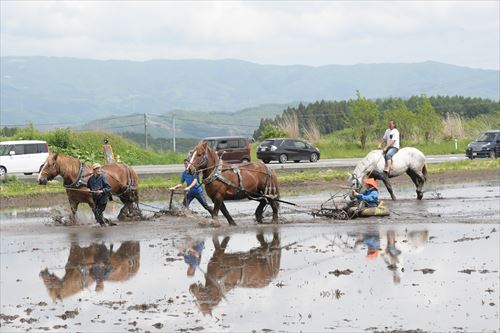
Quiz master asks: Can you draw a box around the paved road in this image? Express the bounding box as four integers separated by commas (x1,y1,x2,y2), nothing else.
133,154,467,175
11,154,467,183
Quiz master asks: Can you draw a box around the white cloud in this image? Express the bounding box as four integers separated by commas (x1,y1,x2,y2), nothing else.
1,1,498,69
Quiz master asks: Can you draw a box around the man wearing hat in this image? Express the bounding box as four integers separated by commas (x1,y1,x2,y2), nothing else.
345,178,380,212
87,163,112,226
170,159,213,215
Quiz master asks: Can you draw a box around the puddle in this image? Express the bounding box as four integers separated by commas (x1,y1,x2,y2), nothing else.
1,223,498,332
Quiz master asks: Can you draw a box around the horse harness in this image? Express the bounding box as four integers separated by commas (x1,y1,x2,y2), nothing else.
63,162,137,198
202,157,277,200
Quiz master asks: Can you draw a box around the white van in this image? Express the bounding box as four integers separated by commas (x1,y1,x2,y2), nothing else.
0,140,49,176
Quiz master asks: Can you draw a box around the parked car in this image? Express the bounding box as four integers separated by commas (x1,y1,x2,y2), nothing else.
0,140,49,176
202,136,251,163
257,138,320,163
465,130,500,159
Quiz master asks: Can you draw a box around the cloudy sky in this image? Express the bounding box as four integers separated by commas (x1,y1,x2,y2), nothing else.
1,1,499,69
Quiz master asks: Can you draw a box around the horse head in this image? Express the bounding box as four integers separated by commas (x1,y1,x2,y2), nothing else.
189,282,219,316
347,172,361,190
189,141,211,171
38,152,60,185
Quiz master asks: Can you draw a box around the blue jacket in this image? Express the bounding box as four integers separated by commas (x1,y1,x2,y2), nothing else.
356,188,379,207
87,174,112,205
180,170,203,194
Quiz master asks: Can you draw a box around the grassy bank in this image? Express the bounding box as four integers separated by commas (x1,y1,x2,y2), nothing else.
1,128,186,165
1,159,498,199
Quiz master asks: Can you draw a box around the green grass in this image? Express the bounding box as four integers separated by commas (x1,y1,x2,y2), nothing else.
427,158,500,173
2,159,497,198
2,128,186,165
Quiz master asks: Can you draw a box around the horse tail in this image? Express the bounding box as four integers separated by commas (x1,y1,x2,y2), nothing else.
422,164,428,182
263,166,280,199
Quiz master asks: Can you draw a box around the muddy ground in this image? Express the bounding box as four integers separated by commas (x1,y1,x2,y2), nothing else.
1,169,498,209
0,170,499,332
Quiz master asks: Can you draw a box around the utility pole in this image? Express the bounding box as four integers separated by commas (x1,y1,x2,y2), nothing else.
144,113,148,149
172,112,176,152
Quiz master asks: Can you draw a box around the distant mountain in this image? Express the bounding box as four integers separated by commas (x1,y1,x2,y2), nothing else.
1,56,498,125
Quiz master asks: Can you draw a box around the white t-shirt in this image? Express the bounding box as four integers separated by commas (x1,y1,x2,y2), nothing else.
383,128,400,149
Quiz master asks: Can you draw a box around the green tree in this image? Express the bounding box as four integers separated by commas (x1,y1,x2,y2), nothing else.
348,91,379,149
414,96,442,142
383,100,417,143
259,124,288,139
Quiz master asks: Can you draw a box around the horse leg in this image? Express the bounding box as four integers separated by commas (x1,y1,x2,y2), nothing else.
211,199,221,219
408,169,425,200
256,231,267,248
369,170,396,200
255,199,267,224
220,202,236,226
69,201,79,225
270,199,279,223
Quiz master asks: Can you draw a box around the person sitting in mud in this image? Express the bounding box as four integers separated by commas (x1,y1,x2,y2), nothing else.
379,120,400,176
87,163,113,226
181,241,205,277
344,178,380,214
170,159,213,215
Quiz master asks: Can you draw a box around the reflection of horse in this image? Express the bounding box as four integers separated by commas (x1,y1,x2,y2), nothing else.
39,242,140,301
348,148,427,200
38,152,141,223
189,142,280,225
190,232,281,315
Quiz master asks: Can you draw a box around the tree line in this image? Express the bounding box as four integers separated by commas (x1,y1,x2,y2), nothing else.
253,94,500,148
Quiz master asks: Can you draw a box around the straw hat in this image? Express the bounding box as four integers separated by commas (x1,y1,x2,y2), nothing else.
92,163,102,170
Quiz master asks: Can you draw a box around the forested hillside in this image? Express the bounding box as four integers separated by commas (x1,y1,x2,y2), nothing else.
254,95,500,148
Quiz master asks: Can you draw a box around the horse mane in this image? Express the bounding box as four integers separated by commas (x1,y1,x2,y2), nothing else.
55,153,86,178
352,150,383,178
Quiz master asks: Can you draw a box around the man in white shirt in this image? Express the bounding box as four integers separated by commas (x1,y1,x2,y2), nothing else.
380,120,400,175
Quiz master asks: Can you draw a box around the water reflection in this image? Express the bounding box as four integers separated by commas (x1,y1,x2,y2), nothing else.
39,241,140,301
189,231,281,315
178,238,205,277
353,229,429,284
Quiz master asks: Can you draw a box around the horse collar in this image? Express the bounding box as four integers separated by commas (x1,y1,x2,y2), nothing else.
65,162,85,188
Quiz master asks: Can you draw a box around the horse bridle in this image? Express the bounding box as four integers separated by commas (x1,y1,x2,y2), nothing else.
190,146,210,171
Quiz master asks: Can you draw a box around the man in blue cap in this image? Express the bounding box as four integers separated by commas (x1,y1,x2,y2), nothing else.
170,159,213,214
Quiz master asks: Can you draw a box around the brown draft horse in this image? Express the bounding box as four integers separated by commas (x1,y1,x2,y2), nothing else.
189,142,280,225
38,152,141,224
39,241,140,301
190,231,281,315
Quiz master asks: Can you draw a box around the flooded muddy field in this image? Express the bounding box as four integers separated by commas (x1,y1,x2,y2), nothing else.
0,224,498,332
1,178,499,332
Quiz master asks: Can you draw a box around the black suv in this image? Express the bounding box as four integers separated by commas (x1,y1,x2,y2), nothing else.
257,138,320,163
202,136,251,163
465,130,500,159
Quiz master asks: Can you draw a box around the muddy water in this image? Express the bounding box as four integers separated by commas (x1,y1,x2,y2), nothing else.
1,223,498,332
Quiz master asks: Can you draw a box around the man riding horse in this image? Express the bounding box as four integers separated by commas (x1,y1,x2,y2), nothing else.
380,120,400,176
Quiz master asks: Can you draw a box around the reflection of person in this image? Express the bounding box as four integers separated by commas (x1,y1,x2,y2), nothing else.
379,120,400,176
383,230,402,284
91,243,112,292
87,163,112,226
182,241,205,277
354,230,380,260
102,137,116,164
345,178,379,213
170,159,213,214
